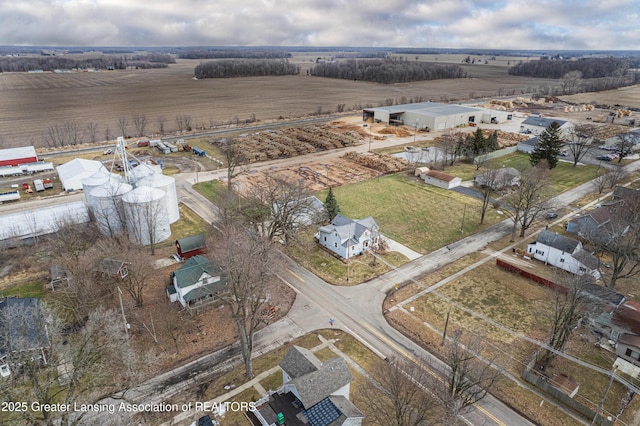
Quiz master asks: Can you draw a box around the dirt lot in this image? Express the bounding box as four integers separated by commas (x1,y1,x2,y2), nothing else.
0,58,558,148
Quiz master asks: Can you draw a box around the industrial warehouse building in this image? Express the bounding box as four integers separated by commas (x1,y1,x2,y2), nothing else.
363,102,511,131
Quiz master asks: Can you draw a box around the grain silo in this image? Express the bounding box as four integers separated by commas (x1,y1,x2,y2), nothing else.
136,173,179,224
88,180,133,237
129,162,163,185
82,167,122,209
121,186,171,246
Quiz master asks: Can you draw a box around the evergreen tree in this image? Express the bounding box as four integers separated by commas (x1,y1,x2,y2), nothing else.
324,187,340,222
487,130,500,151
530,122,563,169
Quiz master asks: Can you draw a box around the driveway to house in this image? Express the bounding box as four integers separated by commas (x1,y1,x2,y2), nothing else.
382,235,422,260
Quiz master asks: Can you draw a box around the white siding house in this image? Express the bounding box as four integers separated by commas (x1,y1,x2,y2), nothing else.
527,230,600,279
167,255,226,313
315,215,379,259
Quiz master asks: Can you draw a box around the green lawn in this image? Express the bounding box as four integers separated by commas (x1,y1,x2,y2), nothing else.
318,173,502,254
0,281,46,299
428,152,600,192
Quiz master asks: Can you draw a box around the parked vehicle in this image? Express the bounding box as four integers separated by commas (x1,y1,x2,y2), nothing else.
33,179,45,192
597,155,612,161
546,212,558,219
103,149,113,155
137,139,150,147
43,178,53,189
0,191,20,203
192,147,206,157
559,150,569,157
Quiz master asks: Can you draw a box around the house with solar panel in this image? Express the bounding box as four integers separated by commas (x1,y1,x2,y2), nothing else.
167,255,227,315
251,345,363,426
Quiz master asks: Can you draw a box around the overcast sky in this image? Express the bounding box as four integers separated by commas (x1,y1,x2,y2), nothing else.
1,0,638,50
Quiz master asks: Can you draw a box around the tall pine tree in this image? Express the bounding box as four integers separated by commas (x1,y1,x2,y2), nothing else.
530,122,563,169
324,187,340,222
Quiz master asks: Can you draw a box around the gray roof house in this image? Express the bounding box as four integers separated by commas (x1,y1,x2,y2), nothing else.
252,345,363,426
517,136,540,154
520,116,573,137
0,298,50,373
474,167,521,190
527,230,600,279
167,255,227,315
316,214,379,260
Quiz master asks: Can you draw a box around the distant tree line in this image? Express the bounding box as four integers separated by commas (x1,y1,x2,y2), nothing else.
508,57,629,79
179,49,291,59
0,54,174,72
194,59,300,79
309,58,467,84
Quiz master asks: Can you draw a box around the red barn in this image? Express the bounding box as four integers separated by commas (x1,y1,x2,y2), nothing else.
0,146,38,167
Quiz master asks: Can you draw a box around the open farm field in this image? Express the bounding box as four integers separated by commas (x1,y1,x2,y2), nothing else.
1,58,557,148
560,85,640,109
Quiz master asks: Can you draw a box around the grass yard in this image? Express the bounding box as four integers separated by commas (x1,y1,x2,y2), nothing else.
318,173,502,254
443,152,600,192
288,229,409,285
0,280,47,299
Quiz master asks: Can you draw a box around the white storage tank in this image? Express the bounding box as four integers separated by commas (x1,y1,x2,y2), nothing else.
136,173,179,224
88,180,132,237
82,167,122,209
122,186,171,246
129,162,163,185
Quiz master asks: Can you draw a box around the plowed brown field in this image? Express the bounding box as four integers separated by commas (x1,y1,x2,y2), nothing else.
1,57,557,148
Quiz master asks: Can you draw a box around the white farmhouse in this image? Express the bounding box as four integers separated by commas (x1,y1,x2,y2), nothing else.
315,214,379,260
167,255,226,314
527,230,600,279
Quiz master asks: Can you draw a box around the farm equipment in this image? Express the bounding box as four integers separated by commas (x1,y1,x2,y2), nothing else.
22,183,33,194
43,178,53,189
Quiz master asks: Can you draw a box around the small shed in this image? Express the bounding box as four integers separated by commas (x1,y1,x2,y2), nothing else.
48,265,69,290
420,170,461,189
176,233,207,260
98,258,129,280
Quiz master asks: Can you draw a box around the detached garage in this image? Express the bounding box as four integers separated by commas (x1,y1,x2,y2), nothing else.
419,169,462,189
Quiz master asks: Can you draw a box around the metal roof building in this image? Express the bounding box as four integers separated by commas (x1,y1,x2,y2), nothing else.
363,102,511,131
0,146,38,167
56,158,105,191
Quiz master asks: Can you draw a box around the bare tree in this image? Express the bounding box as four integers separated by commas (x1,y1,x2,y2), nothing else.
502,166,551,241
156,115,167,135
104,124,112,142
221,138,248,192
561,70,582,94
44,123,67,147
475,161,501,225
614,132,639,162
211,223,279,378
357,357,434,426
175,114,192,133
64,121,84,146
592,193,640,288
539,274,589,369
132,113,148,137
85,121,99,143
117,117,128,137
122,252,155,307
429,330,502,425
244,175,316,243
567,124,596,166
0,305,139,426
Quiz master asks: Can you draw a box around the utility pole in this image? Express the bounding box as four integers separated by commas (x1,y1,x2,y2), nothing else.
117,286,129,338
460,204,467,232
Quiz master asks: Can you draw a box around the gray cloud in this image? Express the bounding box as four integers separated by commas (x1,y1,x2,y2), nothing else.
0,0,637,49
